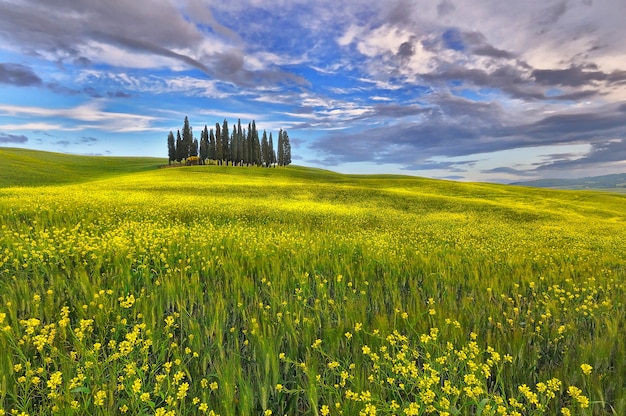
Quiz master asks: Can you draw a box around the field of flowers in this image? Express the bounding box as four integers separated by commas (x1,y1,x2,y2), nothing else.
1,161,625,415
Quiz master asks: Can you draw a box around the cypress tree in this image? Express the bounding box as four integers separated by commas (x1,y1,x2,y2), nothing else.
277,129,284,166
230,128,238,166
283,130,292,166
237,119,243,164
246,123,252,166
167,131,175,165
176,130,184,164
253,125,261,166
208,128,216,161
261,130,269,167
190,138,198,157
182,116,192,161
221,119,229,165
199,125,209,164
215,122,223,164
268,132,275,167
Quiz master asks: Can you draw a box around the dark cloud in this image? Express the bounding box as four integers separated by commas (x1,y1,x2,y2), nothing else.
536,1,568,25
80,136,98,144
423,65,598,101
481,167,534,176
0,133,29,144
0,63,42,86
108,91,131,98
437,0,456,17
73,56,91,67
532,65,626,87
96,32,213,75
461,30,516,59
397,40,415,60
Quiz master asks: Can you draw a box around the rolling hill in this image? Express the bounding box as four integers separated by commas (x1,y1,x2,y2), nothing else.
0,147,166,187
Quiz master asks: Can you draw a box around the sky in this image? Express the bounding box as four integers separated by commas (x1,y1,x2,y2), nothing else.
1,0,626,182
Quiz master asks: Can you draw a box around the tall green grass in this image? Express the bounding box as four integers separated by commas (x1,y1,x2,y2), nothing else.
0,159,625,415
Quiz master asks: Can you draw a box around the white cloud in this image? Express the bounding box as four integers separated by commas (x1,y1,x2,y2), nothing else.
0,102,158,132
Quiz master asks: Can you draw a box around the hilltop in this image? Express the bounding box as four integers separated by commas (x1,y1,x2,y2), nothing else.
0,147,165,187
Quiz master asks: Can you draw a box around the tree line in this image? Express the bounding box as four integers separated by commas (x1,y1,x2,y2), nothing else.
167,116,291,167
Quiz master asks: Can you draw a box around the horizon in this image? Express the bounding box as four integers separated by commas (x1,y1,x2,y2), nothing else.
1,0,626,182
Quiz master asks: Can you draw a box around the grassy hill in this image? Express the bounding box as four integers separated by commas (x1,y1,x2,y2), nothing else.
0,147,166,187
1,151,625,414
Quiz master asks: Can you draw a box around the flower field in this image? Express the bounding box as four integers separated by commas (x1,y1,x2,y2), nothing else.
1,156,625,415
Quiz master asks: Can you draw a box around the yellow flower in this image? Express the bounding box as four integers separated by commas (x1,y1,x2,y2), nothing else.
276,384,284,392
177,382,189,399
94,390,106,406
264,410,273,416
320,405,330,416
580,363,593,375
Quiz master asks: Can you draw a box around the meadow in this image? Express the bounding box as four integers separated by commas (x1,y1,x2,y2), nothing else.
1,149,625,415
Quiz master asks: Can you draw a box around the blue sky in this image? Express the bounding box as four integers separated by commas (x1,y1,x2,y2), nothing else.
1,0,626,182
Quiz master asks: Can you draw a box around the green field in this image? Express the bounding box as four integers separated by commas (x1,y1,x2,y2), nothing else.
1,148,625,415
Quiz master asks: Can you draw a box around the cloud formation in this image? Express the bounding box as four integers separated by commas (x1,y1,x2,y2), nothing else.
0,63,42,86
0,133,28,143
0,0,625,180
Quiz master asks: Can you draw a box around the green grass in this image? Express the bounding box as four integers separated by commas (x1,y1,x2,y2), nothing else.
0,147,166,187
1,152,625,415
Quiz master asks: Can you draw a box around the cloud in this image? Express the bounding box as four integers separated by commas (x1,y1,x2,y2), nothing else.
533,139,626,171
0,63,42,86
0,133,28,143
0,102,159,132
532,65,626,87
437,0,456,18
309,99,626,170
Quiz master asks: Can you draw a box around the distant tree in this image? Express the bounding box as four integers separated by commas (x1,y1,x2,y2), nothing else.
199,125,209,164
182,116,193,161
208,128,216,161
261,130,269,167
268,132,276,167
230,127,238,166
175,130,184,164
252,121,261,165
221,119,230,165
167,131,176,165
277,129,284,166
283,130,292,166
215,122,223,164
190,138,198,157
245,122,252,166
236,119,243,164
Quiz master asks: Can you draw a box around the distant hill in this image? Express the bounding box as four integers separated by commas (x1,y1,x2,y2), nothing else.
512,173,626,192
0,147,166,187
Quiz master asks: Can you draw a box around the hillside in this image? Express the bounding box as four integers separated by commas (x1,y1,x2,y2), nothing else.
1,151,626,414
0,147,166,187
512,172,626,191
